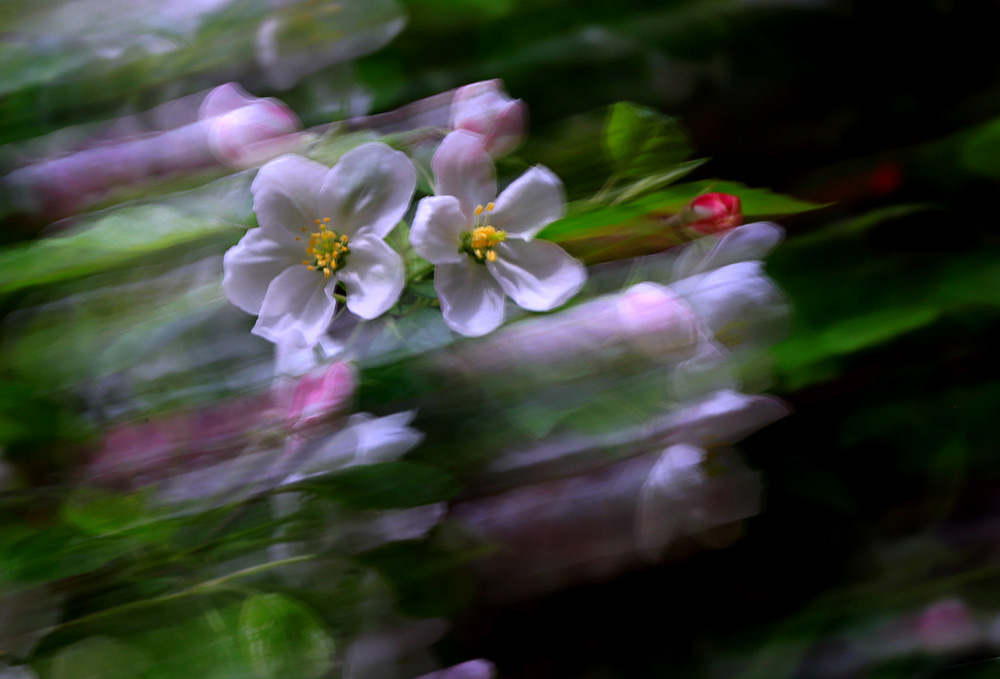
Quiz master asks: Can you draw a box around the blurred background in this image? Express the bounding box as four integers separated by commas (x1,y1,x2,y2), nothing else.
3,0,1000,677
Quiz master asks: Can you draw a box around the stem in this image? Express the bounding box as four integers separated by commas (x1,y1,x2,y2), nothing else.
331,292,348,304
408,263,435,282
48,554,318,632
590,171,622,204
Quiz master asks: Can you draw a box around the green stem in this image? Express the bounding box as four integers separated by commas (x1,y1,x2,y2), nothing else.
48,554,318,632
590,171,622,204
408,263,435,281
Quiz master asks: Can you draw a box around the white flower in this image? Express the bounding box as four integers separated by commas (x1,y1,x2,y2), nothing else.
223,144,416,346
410,131,586,337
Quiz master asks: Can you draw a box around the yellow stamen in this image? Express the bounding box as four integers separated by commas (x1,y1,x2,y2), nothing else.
303,217,350,275
464,204,508,263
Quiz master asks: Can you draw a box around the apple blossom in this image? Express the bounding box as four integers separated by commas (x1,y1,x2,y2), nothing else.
223,144,416,346
410,131,586,337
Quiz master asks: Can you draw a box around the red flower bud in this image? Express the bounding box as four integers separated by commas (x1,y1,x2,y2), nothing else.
683,192,743,236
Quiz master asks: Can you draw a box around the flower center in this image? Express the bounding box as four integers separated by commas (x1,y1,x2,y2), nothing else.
300,217,350,278
460,203,507,263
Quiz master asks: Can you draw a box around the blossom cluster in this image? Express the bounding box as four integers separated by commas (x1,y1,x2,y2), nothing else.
221,80,750,356
223,85,584,346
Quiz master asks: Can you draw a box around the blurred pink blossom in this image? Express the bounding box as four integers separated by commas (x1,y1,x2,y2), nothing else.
916,598,981,654
281,362,357,435
87,361,355,486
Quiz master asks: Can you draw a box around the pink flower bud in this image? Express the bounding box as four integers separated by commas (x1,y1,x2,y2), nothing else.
201,83,302,168
285,362,356,435
682,192,743,236
451,79,526,157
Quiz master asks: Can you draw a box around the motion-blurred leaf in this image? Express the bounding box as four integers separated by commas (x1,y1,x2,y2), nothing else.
237,594,334,679
299,461,458,510
603,102,692,177
50,637,151,679
0,205,240,295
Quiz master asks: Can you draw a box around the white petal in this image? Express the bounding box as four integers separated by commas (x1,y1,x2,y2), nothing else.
435,261,506,337
669,261,788,348
350,410,424,465
431,130,496,219
410,195,468,265
318,142,416,239
662,390,789,449
285,411,423,482
336,234,405,320
672,222,784,280
251,154,327,236
253,265,337,346
487,238,586,312
635,444,708,560
222,225,301,314
490,165,565,240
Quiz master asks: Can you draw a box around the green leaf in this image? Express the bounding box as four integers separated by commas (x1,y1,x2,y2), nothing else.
237,594,334,679
602,102,693,177
355,536,478,618
62,488,147,536
298,461,458,510
961,117,1000,181
49,637,151,679
61,488,177,543
0,205,241,295
540,179,823,242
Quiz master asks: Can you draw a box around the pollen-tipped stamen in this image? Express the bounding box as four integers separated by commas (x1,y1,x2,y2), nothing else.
461,203,507,263
303,218,350,277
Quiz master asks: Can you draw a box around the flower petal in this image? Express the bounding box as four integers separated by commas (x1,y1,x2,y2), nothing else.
431,130,496,219
410,195,468,265
335,234,406,320
222,225,301,314
490,165,565,240
318,142,417,239
253,265,337,346
671,221,784,280
487,238,586,312
252,154,327,236
436,261,506,337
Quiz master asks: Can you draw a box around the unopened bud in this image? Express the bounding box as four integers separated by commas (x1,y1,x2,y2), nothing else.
451,79,526,157
681,192,743,236
201,83,302,168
